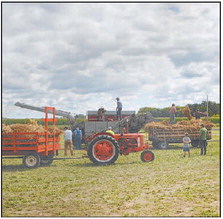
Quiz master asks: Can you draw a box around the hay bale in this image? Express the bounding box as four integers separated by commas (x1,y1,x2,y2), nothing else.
2,119,62,135
145,119,214,131
2,124,13,134
48,126,63,135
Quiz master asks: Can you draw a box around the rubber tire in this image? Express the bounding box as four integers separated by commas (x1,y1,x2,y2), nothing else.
152,140,159,148
191,140,199,147
141,150,155,162
40,155,54,166
88,135,119,165
22,152,41,168
158,141,168,149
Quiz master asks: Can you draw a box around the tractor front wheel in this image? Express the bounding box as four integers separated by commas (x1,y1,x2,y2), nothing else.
23,152,41,168
141,150,155,162
88,135,119,165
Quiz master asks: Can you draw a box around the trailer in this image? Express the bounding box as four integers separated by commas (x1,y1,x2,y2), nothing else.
2,107,61,168
148,127,212,149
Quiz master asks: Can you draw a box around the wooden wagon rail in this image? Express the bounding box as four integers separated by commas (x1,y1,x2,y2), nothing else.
148,127,212,149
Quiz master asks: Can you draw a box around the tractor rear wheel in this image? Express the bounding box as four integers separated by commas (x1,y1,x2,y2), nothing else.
88,135,119,165
141,150,155,162
23,152,41,168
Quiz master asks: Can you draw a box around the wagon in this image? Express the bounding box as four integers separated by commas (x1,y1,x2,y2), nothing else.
148,127,212,149
2,107,61,168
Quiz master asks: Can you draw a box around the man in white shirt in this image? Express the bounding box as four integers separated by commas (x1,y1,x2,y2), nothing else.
64,127,74,156
182,133,191,157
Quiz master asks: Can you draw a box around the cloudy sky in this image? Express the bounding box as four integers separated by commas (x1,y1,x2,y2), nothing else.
2,2,220,118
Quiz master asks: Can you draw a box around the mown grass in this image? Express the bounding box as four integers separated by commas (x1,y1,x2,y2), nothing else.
2,130,220,217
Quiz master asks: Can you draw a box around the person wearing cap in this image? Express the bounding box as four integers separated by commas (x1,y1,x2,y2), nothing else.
200,124,208,155
73,127,83,150
182,132,191,157
97,106,106,121
106,127,115,135
116,97,122,120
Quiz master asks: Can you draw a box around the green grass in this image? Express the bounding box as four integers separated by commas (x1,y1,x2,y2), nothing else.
2,130,220,217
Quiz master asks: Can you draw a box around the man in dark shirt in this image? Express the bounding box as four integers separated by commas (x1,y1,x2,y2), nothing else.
200,124,208,155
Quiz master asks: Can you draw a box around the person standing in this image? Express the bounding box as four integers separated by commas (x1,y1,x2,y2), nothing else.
97,107,106,121
73,127,83,150
169,103,177,124
116,97,122,120
64,127,74,156
182,133,191,157
200,124,208,155
195,110,201,120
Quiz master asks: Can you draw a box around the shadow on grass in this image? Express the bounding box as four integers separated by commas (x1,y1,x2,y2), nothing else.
2,164,31,172
66,160,139,167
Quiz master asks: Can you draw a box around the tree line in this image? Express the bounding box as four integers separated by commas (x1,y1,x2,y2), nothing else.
138,101,220,117
3,101,220,125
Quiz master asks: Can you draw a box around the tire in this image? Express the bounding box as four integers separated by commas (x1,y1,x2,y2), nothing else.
152,140,159,148
40,155,54,166
158,141,168,149
22,152,41,168
88,135,119,165
191,140,199,147
141,150,155,162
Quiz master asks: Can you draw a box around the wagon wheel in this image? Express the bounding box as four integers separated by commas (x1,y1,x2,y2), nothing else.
88,135,119,165
22,152,41,168
152,140,159,148
191,140,199,147
40,155,54,166
141,150,155,162
158,141,168,149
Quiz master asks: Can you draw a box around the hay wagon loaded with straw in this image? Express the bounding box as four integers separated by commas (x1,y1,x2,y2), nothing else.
146,120,213,149
2,107,62,168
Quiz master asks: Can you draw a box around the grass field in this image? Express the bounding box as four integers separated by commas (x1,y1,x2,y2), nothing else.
2,129,220,217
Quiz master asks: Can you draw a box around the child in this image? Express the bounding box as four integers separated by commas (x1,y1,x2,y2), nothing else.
183,133,191,157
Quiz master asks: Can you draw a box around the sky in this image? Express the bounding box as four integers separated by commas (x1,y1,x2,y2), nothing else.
2,2,220,118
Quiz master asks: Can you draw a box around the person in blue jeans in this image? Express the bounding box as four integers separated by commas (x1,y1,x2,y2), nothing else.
73,127,82,150
116,97,122,120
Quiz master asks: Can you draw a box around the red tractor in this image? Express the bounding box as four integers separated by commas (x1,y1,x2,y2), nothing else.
14,103,156,166
87,132,154,165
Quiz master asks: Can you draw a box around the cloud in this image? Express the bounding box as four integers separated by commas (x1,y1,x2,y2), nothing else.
2,3,220,118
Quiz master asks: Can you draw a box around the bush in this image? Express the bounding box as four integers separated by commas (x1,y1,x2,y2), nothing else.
210,116,220,124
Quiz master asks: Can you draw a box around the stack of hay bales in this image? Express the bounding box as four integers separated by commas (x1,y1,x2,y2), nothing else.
2,119,62,135
145,119,214,131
